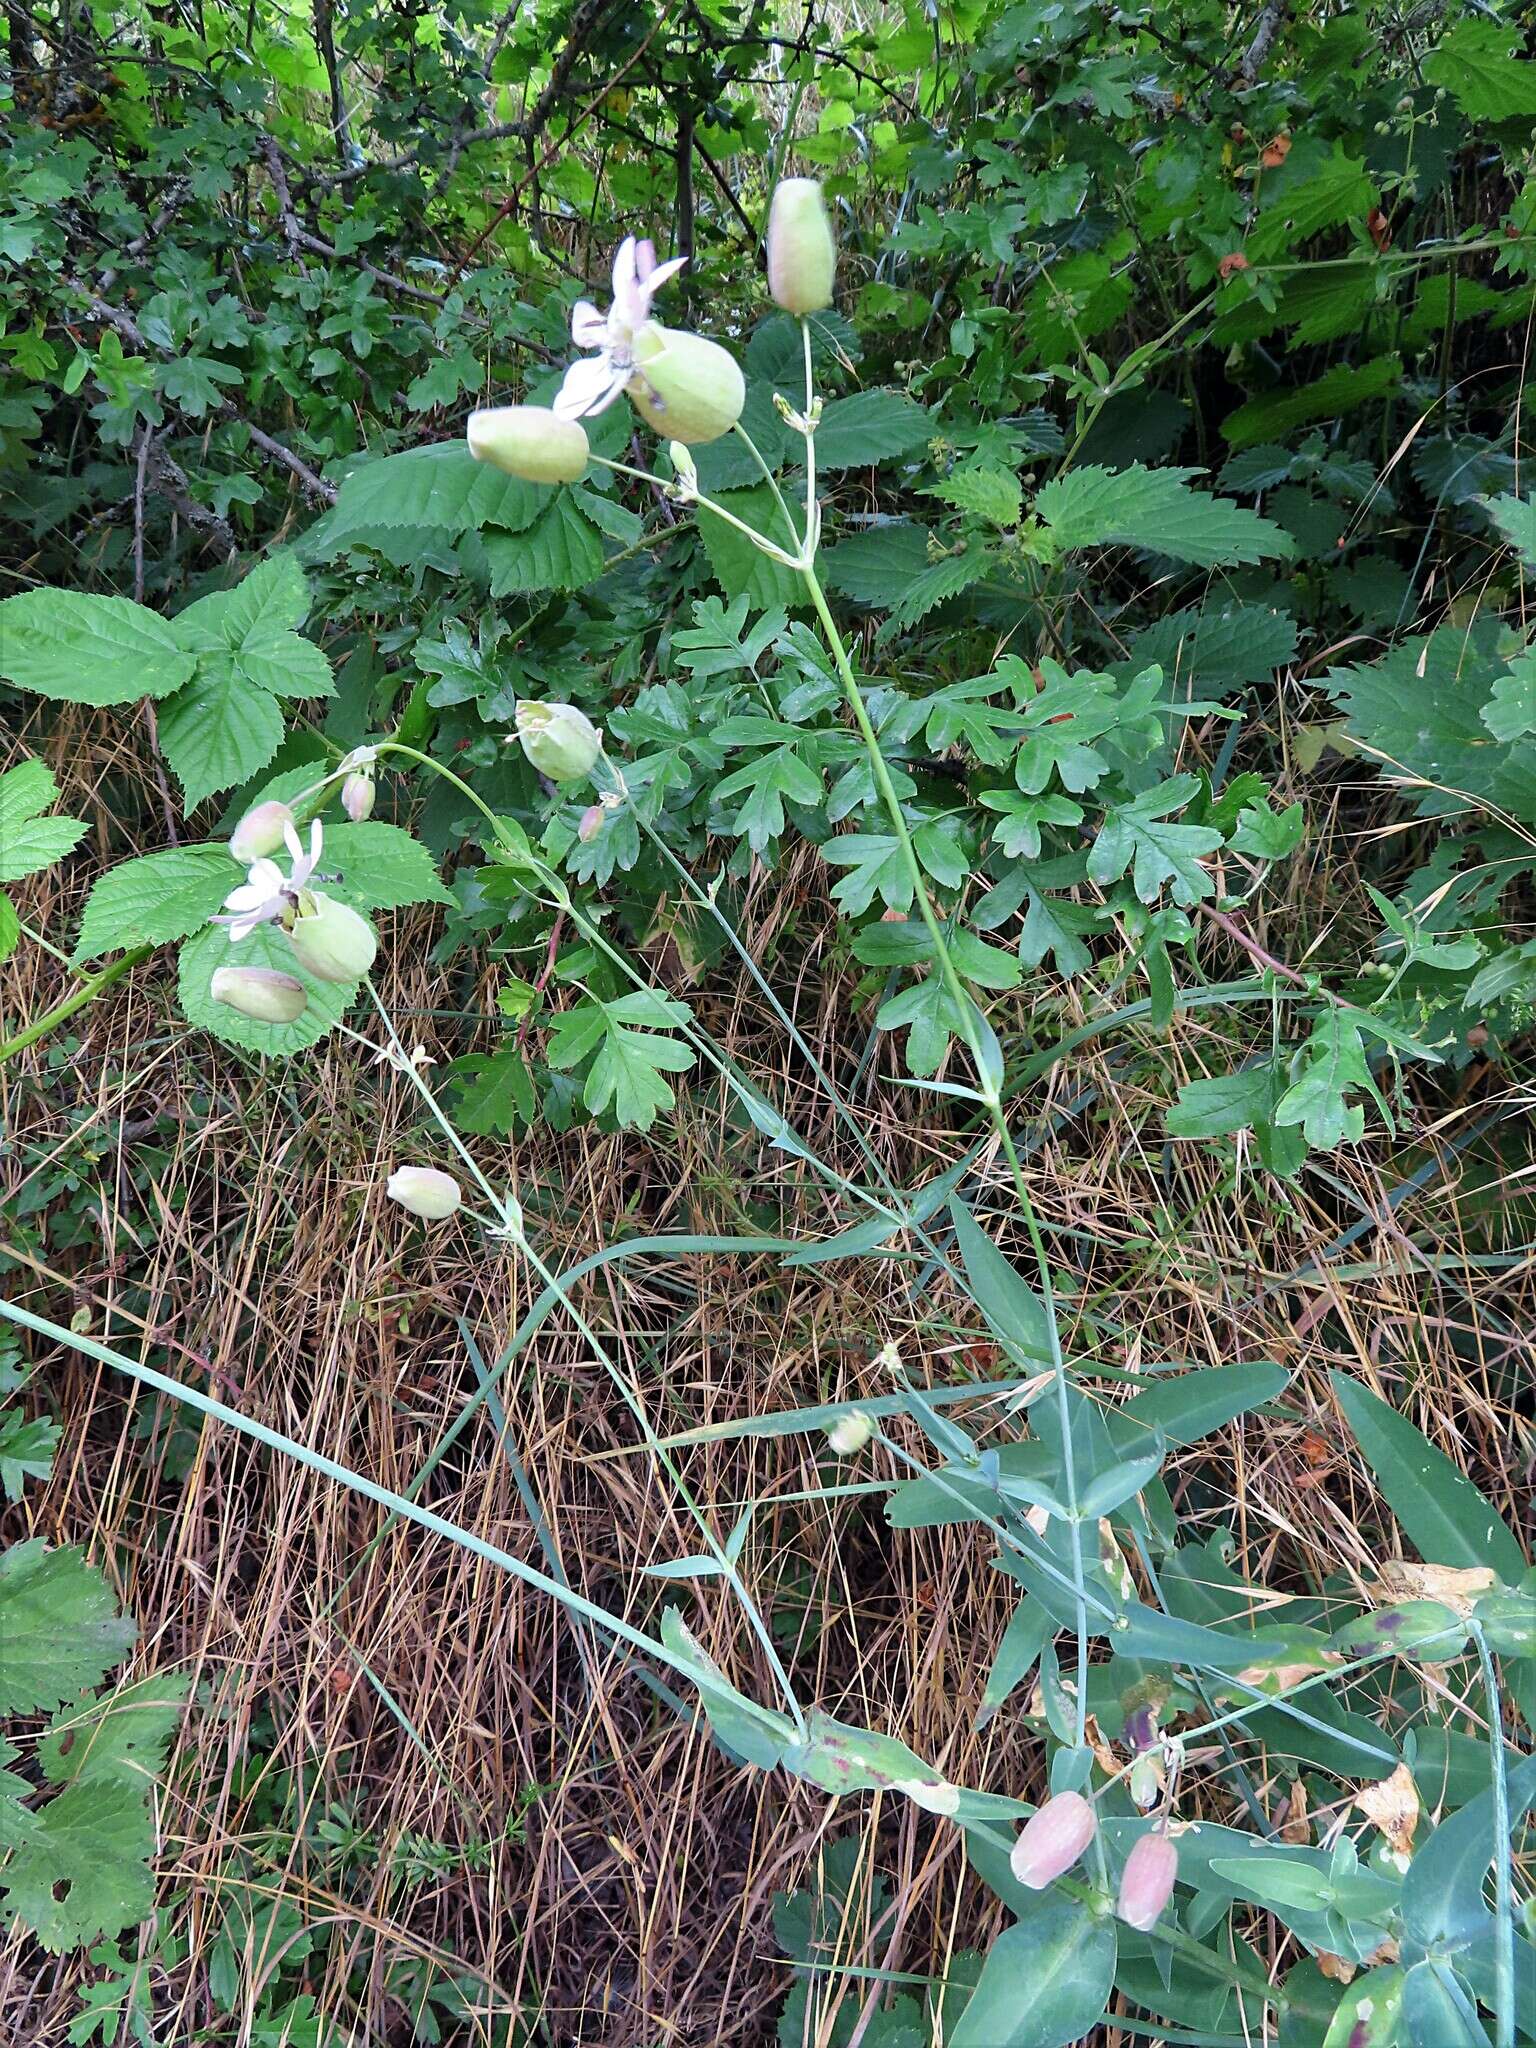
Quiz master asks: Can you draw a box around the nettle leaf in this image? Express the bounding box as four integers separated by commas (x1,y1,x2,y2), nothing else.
544,991,696,1132
178,920,360,1057
0,1779,154,1953
923,463,1021,528
821,523,933,606
1223,357,1402,451
302,442,548,557
1423,20,1536,122
1486,494,1536,569
0,1542,136,1717
1035,465,1293,567
883,546,992,631
483,493,605,595
813,389,931,470
0,759,87,885
157,669,285,809
1482,649,1536,743
322,822,454,912
1088,775,1222,904
698,484,807,610
0,591,196,706
73,846,235,962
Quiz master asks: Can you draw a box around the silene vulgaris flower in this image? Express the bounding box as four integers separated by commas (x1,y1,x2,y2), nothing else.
552,235,687,423
216,819,324,941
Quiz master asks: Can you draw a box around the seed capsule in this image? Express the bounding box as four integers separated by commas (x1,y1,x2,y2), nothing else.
767,179,836,315
627,324,745,444
467,405,591,484
1117,1832,1179,1931
1009,1791,1097,1889
386,1166,462,1221
210,965,307,1024
286,892,377,982
514,701,603,783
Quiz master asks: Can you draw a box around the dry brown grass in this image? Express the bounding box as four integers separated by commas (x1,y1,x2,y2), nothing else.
2,703,1532,2046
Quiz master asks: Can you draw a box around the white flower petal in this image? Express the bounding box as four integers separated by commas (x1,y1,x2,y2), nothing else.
570,301,608,349
642,254,687,304
553,354,627,420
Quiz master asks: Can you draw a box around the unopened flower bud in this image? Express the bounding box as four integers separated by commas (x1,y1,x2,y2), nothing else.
210,964,307,1024
1009,1791,1097,1889
467,405,590,484
386,1166,462,1221
767,179,836,315
515,701,603,783
229,800,296,865
1128,1755,1161,1811
1117,1832,1179,1931
341,771,375,822
827,1410,874,1456
577,803,606,844
286,892,377,982
668,440,696,486
628,323,745,445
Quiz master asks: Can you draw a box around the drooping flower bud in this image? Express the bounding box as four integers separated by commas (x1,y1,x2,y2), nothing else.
341,771,375,822
1116,1832,1179,1931
386,1166,462,1221
229,800,296,865
577,804,606,844
467,405,591,484
210,964,307,1024
827,1410,875,1456
514,701,603,783
1009,1791,1097,1889
767,179,836,315
627,324,745,444
286,892,377,983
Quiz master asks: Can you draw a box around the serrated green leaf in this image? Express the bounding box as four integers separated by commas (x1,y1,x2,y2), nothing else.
0,1543,137,1717
814,389,931,469
1486,495,1536,568
178,920,358,1057
1423,20,1536,121
924,463,1022,528
322,822,454,911
0,1409,60,1499
39,1674,188,1792
1483,651,1536,743
0,592,196,706
1223,358,1402,451
884,546,992,630
697,484,807,610
157,669,285,808
0,1779,154,1952
482,492,606,595
545,994,696,1132
448,1046,536,1136
821,523,933,606
1035,465,1293,567
301,443,548,558
73,846,236,962
0,758,87,884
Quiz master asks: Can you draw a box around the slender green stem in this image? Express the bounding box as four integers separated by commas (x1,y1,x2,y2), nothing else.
0,943,153,1064
731,421,800,550
793,405,1090,1745
363,981,807,1734
0,1295,739,1697
1474,1624,1516,2048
